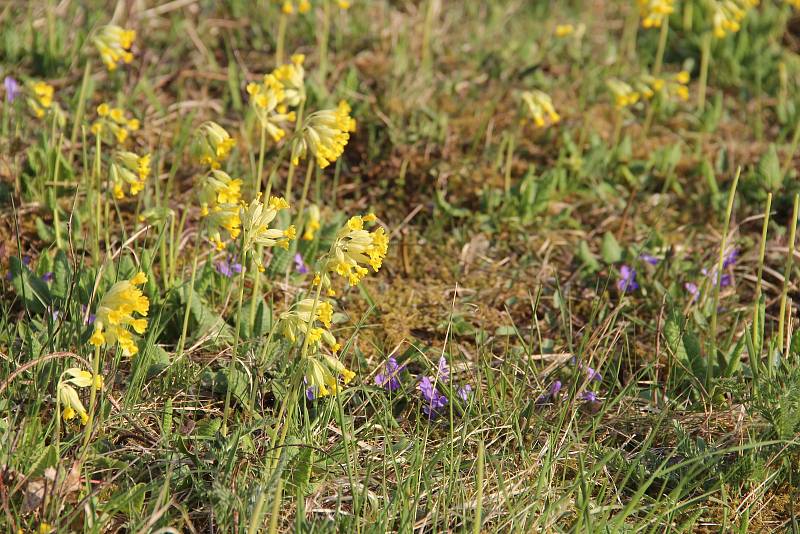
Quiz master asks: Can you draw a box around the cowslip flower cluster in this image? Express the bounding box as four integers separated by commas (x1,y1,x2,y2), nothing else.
279,298,339,353
303,204,321,241
93,25,136,71
205,204,242,251
637,0,675,28
26,80,54,118
194,121,236,169
91,103,140,144
58,368,103,424
521,90,560,128
638,71,690,102
196,168,244,250
279,0,350,14
318,213,389,288
555,24,575,37
607,79,640,109
711,0,759,38
305,355,355,398
273,54,306,107
291,101,356,169
239,194,296,269
247,72,296,142
90,272,149,356
110,151,151,199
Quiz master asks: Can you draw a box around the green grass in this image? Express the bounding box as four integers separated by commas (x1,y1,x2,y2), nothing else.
3,0,800,532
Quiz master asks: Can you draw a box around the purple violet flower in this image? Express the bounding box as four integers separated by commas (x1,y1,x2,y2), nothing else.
294,253,309,274
585,366,602,382
722,248,739,269
580,391,598,403
702,268,731,288
375,356,404,391
306,386,317,401
81,304,96,325
215,256,242,278
41,272,54,283
685,282,699,302
418,376,448,419
436,356,450,382
617,265,638,292
640,253,660,265
4,76,20,103
536,380,562,404
457,384,472,401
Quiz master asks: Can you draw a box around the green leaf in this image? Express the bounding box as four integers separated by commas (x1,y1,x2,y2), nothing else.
601,232,622,264
52,250,71,299
577,240,600,272
757,144,782,191
9,257,52,314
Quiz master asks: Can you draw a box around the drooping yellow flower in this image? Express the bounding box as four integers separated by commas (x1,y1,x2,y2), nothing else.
63,367,104,390
205,203,242,250
93,25,136,71
279,298,340,353
247,74,296,142
90,272,149,357
26,81,54,118
194,121,236,169
110,151,150,199
520,90,561,128
607,78,641,109
239,194,295,268
58,383,89,424
291,101,355,169
305,355,355,397
318,213,389,287
272,54,306,108
198,170,243,213
91,103,140,145
637,0,674,28
303,204,321,240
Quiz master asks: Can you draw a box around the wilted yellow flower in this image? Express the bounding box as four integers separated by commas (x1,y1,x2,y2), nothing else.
303,204,321,240
521,90,560,128
272,54,306,107
91,103,140,145
238,194,295,268
205,203,242,250
607,79,640,109
194,121,236,169
93,25,136,71
637,0,674,28
58,383,89,424
247,74,296,142
280,298,340,353
26,81,54,118
317,213,388,287
291,101,355,169
90,272,149,357
110,151,150,199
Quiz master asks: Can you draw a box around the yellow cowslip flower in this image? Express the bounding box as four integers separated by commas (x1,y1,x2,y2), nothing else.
305,355,355,397
272,54,306,108
26,81,54,118
337,0,351,8
606,78,640,109
319,213,388,287
110,151,150,199
205,203,242,250
90,272,149,357
636,70,690,103
520,90,560,128
247,74,296,142
787,0,800,8
63,367,104,389
194,121,236,169
93,25,135,71
239,195,295,268
555,24,574,37
278,0,348,13
712,0,758,39
637,0,674,28
91,103,139,145
279,298,340,352
58,383,89,424
303,204,321,240
291,101,355,169
198,170,243,213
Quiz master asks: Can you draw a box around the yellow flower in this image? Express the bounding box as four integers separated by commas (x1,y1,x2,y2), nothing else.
279,298,339,353
239,195,295,265
555,24,574,37
337,0,351,9
303,204,321,240
247,74,295,142
58,383,89,424
194,121,236,169
205,203,242,250
272,54,306,108
199,170,243,211
110,151,150,199
606,78,640,109
521,90,560,128
712,0,758,39
92,103,139,145
93,25,136,71
322,214,388,286
26,81,54,118
64,368,104,390
637,0,674,28
305,355,354,397
90,272,149,357
291,101,355,168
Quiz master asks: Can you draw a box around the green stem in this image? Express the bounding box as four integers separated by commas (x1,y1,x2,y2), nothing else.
81,344,102,453
780,118,800,180
93,134,102,265
318,0,331,87
778,194,799,352
752,193,772,376
222,255,248,436
698,32,711,113
69,61,92,164
52,133,64,249
652,18,669,77
174,224,203,369
276,13,288,66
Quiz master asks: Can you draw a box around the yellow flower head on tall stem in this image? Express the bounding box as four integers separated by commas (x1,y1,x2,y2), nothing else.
520,90,560,128
91,103,140,145
198,170,244,212
712,0,758,38
93,25,136,71
194,121,236,169
303,204,321,241
637,0,674,28
607,78,641,109
305,355,355,397
205,203,242,250
58,383,89,424
26,80,54,118
90,272,149,357
110,150,151,199
638,71,691,102
272,54,307,108
291,101,355,169
239,194,295,269
279,298,340,352
322,213,388,287
247,74,295,142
